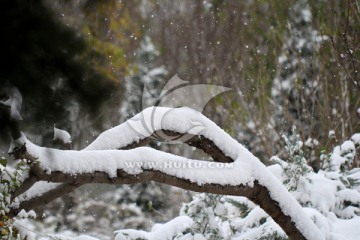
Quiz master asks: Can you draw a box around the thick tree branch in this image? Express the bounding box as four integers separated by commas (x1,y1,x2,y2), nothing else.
17,164,307,240
8,107,322,240
11,127,233,212
12,145,317,239
16,126,234,208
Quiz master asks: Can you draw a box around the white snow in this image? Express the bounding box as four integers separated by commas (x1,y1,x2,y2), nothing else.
145,67,167,80
251,161,324,240
86,107,245,160
15,107,324,240
328,130,336,138
330,217,360,240
232,220,284,240
336,189,360,205
303,208,332,239
18,182,63,202
340,140,355,156
325,140,356,171
17,209,36,219
115,216,193,240
301,9,312,22
305,138,319,148
295,172,340,214
351,133,360,146
41,235,100,240
24,139,251,185
140,36,158,55
53,125,72,144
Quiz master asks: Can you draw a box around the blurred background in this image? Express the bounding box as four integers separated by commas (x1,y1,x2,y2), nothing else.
0,0,359,239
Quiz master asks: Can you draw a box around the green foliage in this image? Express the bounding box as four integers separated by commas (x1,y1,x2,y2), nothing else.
322,135,359,173
0,0,131,147
179,194,288,240
1,0,115,112
0,157,35,239
272,127,312,191
225,197,250,218
181,193,229,240
344,169,360,189
273,131,360,218
80,0,140,82
258,232,288,240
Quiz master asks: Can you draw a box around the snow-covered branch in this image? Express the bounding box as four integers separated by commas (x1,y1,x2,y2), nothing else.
85,107,240,160
117,130,233,163
9,107,323,240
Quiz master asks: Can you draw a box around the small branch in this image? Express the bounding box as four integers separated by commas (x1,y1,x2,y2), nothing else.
11,176,38,201
9,143,37,163
10,182,83,218
121,130,233,163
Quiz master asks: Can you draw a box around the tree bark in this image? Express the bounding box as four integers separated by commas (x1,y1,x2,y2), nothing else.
11,144,307,240
8,107,319,240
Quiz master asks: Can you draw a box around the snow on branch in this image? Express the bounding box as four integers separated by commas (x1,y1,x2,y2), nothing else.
85,107,240,160
9,107,324,240
53,125,72,150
